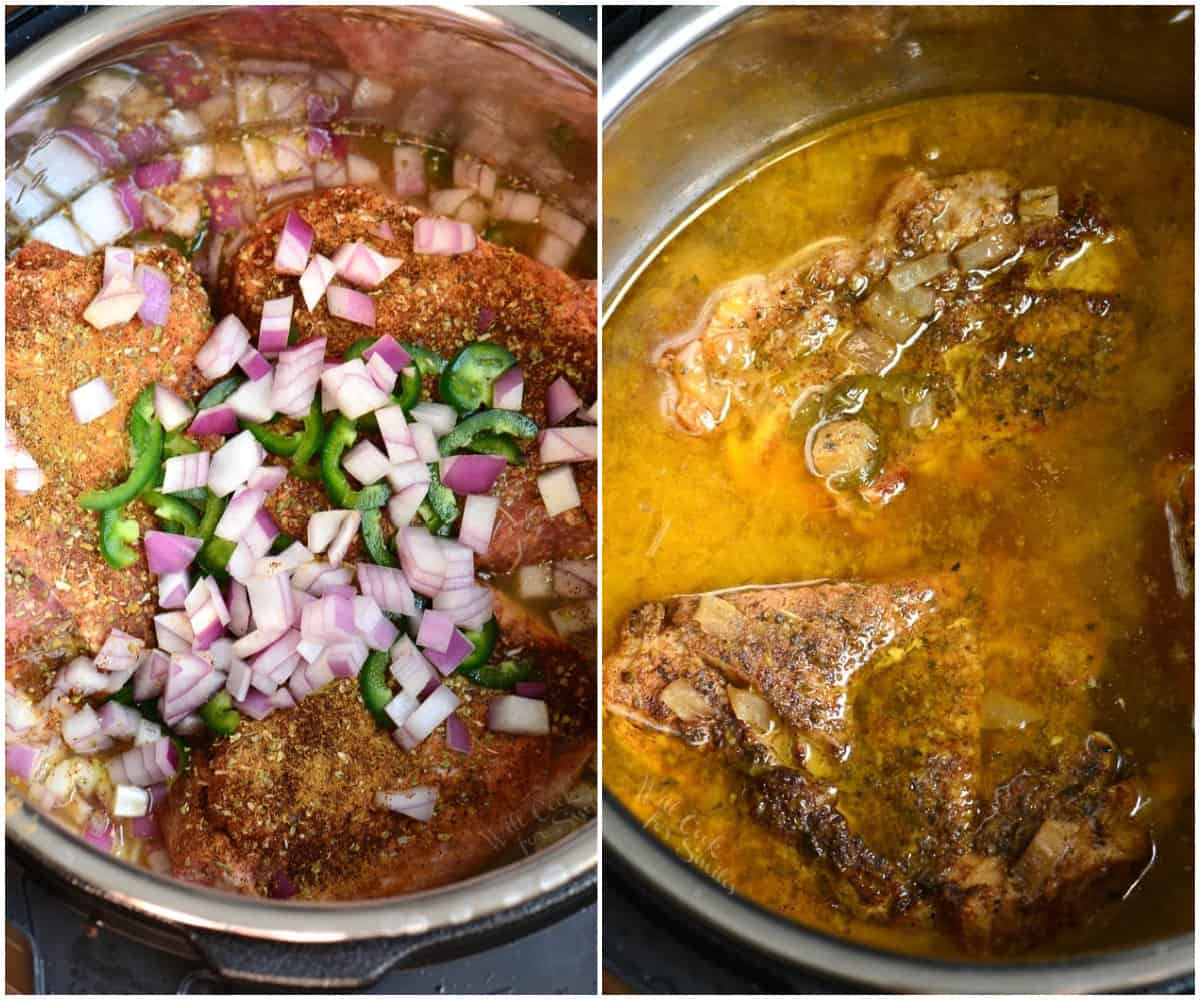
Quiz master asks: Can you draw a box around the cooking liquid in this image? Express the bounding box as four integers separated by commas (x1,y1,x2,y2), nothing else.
602,94,1193,958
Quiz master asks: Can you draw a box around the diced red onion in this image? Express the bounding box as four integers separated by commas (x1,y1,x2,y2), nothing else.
134,649,171,701
366,352,398,394
161,452,210,495
410,401,457,437
541,205,587,247
209,430,266,497
214,487,266,542
111,179,147,234
246,573,295,632
154,611,194,653
326,285,376,327
299,253,337,312
250,629,302,677
389,638,436,696
384,690,419,728
327,511,360,568
131,812,160,839
546,376,583,426
188,403,239,437
98,701,141,740
415,609,456,654
117,121,168,161
538,426,597,464
270,337,326,417
6,743,44,781
133,157,180,190
423,628,474,675
69,377,117,425
274,209,314,275
234,690,274,720
247,466,287,495
388,483,428,529
386,461,432,493
104,245,135,285
343,440,391,485
156,569,189,610
231,625,287,659
492,188,541,223
445,713,472,754
60,124,124,168
256,541,312,576
429,188,474,217
491,366,524,411
400,684,461,745
376,405,414,463
133,263,171,327
356,563,416,616
397,526,447,596
413,216,477,256
393,144,426,196
82,816,115,853
238,346,272,381
53,656,106,696
375,785,438,821
258,295,293,356
63,704,112,754
83,272,144,330
197,314,251,379
537,466,581,517
324,638,370,677
487,694,550,735
439,454,506,496
95,627,145,672
410,423,439,464
457,495,499,556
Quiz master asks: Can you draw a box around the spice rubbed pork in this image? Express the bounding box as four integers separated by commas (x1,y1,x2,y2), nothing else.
223,186,597,571
163,592,593,898
604,581,1152,954
6,243,212,672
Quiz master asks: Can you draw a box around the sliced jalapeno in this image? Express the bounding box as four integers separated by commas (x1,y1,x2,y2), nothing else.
456,618,499,674
197,374,245,410
321,415,389,510
459,658,533,690
80,388,164,511
401,342,446,377
359,650,393,726
437,409,538,457
200,691,240,735
439,343,517,414
142,489,202,533
164,430,201,458
459,430,525,466
99,508,140,569
361,508,397,567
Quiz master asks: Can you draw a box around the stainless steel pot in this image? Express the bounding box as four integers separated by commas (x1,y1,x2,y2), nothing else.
601,5,1193,993
5,5,596,987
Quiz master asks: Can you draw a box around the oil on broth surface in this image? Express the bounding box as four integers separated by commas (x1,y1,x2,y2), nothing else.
602,95,1193,958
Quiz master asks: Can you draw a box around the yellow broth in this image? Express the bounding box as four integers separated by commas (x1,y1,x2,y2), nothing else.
602,94,1193,958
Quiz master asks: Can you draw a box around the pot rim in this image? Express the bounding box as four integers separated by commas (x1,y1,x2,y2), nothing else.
600,5,1193,991
5,2,598,943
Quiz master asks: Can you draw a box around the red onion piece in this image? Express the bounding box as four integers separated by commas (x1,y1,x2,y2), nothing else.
393,145,426,197
238,346,272,381
366,352,398,394
375,785,438,822
82,817,116,853
390,637,436,695
146,530,203,575
270,337,326,417
371,221,395,241
356,563,416,616
157,570,189,609
445,713,472,754
231,626,288,659
400,685,461,744
376,404,413,463
537,426,597,464
225,657,252,701
398,526,447,597
204,176,245,233
131,812,161,839
410,423,440,464
60,125,124,169
188,403,239,438
247,465,288,495
69,377,117,425
413,216,477,256
154,612,194,653
537,466,581,516
432,587,494,631
343,440,391,485
416,609,456,654
263,176,314,206
410,402,457,437
112,177,145,230
209,430,266,497
235,690,275,721
307,126,332,159
98,701,141,740
197,314,251,379
133,157,180,190
63,704,112,754
258,295,293,355
326,285,376,327
117,122,169,162
161,452,210,494
247,573,295,633
423,628,474,676
95,628,146,672
388,483,429,529
541,205,587,247
546,376,583,426
104,246,135,285
323,359,390,419
134,649,171,701
134,263,171,327
458,494,499,556
6,743,44,781
83,272,144,330
491,366,524,411
214,487,266,542
487,694,551,735
227,581,251,636
274,209,314,275
439,454,506,495
299,253,337,311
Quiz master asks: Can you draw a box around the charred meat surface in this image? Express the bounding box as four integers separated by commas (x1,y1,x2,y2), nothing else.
604,580,1152,953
